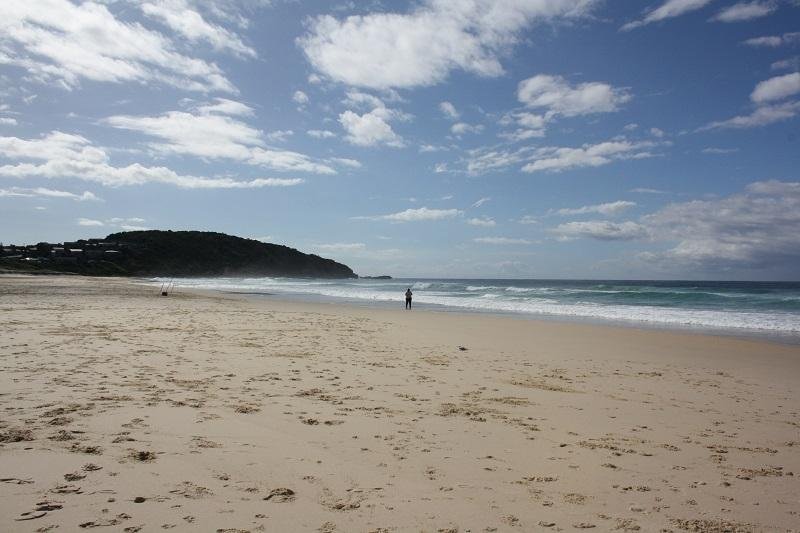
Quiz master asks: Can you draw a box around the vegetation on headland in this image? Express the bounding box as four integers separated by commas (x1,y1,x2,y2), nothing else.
0,230,357,279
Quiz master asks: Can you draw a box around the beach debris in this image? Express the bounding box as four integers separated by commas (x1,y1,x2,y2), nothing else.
79,513,131,528
669,518,754,532
128,450,157,462
64,471,86,481
49,430,76,441
160,279,174,297
47,417,73,426
736,466,783,480
170,481,213,499
51,484,82,494
14,511,47,521
1,477,34,484
0,428,35,442
233,404,260,414
457,346,468,351
35,501,63,511
70,443,102,455
263,487,295,502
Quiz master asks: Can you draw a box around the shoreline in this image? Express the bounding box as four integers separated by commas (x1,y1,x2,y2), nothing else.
139,275,800,344
2,275,799,531
130,276,800,346
230,289,800,346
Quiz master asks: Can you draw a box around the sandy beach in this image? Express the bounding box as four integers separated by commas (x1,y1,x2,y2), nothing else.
1,275,799,532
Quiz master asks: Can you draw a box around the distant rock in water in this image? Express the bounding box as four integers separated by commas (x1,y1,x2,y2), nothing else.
1,230,357,279
360,275,392,279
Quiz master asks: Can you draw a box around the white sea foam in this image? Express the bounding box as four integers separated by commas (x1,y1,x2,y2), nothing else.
152,277,800,334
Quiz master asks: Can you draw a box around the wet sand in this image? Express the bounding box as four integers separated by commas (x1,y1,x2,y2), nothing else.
1,275,799,532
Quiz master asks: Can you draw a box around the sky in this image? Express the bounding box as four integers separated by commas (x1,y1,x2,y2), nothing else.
1,0,799,280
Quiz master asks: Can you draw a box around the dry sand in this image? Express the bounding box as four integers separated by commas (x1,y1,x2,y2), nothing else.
1,275,799,532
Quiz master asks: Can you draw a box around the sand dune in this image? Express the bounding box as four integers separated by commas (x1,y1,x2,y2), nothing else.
1,275,798,532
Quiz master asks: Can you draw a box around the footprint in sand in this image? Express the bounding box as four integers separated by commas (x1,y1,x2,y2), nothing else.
263,487,296,502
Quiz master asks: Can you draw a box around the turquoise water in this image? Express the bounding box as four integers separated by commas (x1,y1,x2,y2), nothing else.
156,277,800,338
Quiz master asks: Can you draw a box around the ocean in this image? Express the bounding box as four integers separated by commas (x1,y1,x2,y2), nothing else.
154,277,800,340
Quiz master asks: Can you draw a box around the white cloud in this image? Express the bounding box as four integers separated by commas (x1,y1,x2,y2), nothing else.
555,200,636,216
518,215,539,224
0,117,17,126
751,72,800,103
140,0,256,57
293,90,309,105
354,207,462,222
772,57,800,71
342,90,386,110
338,91,412,147
641,180,800,268
451,122,484,135
0,187,101,201
622,0,714,31
197,98,254,116
119,224,150,231
712,1,777,22
472,197,491,208
552,220,647,241
77,216,151,231
702,147,739,154
105,107,335,174
0,130,306,189
328,157,362,168
299,0,597,90
109,217,145,224
265,130,294,143
650,127,665,138
315,242,366,252
0,0,236,93
473,236,531,245
742,32,800,47
517,74,631,117
499,128,547,142
521,140,658,173
419,144,447,152
307,129,336,138
700,101,800,130
339,108,404,147
629,187,668,194
547,181,800,270
499,111,548,140
439,101,460,120
467,216,496,227
465,146,534,174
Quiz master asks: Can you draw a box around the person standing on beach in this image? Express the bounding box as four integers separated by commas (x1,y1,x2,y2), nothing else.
405,288,413,309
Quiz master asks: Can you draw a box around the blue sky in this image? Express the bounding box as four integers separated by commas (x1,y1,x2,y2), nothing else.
1,0,799,279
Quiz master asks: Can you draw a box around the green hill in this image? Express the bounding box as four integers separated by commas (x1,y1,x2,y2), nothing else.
1,230,357,279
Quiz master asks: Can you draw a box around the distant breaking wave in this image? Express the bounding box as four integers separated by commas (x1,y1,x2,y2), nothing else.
151,277,800,337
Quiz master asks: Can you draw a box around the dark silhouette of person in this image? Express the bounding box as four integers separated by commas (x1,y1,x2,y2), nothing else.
405,288,413,309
